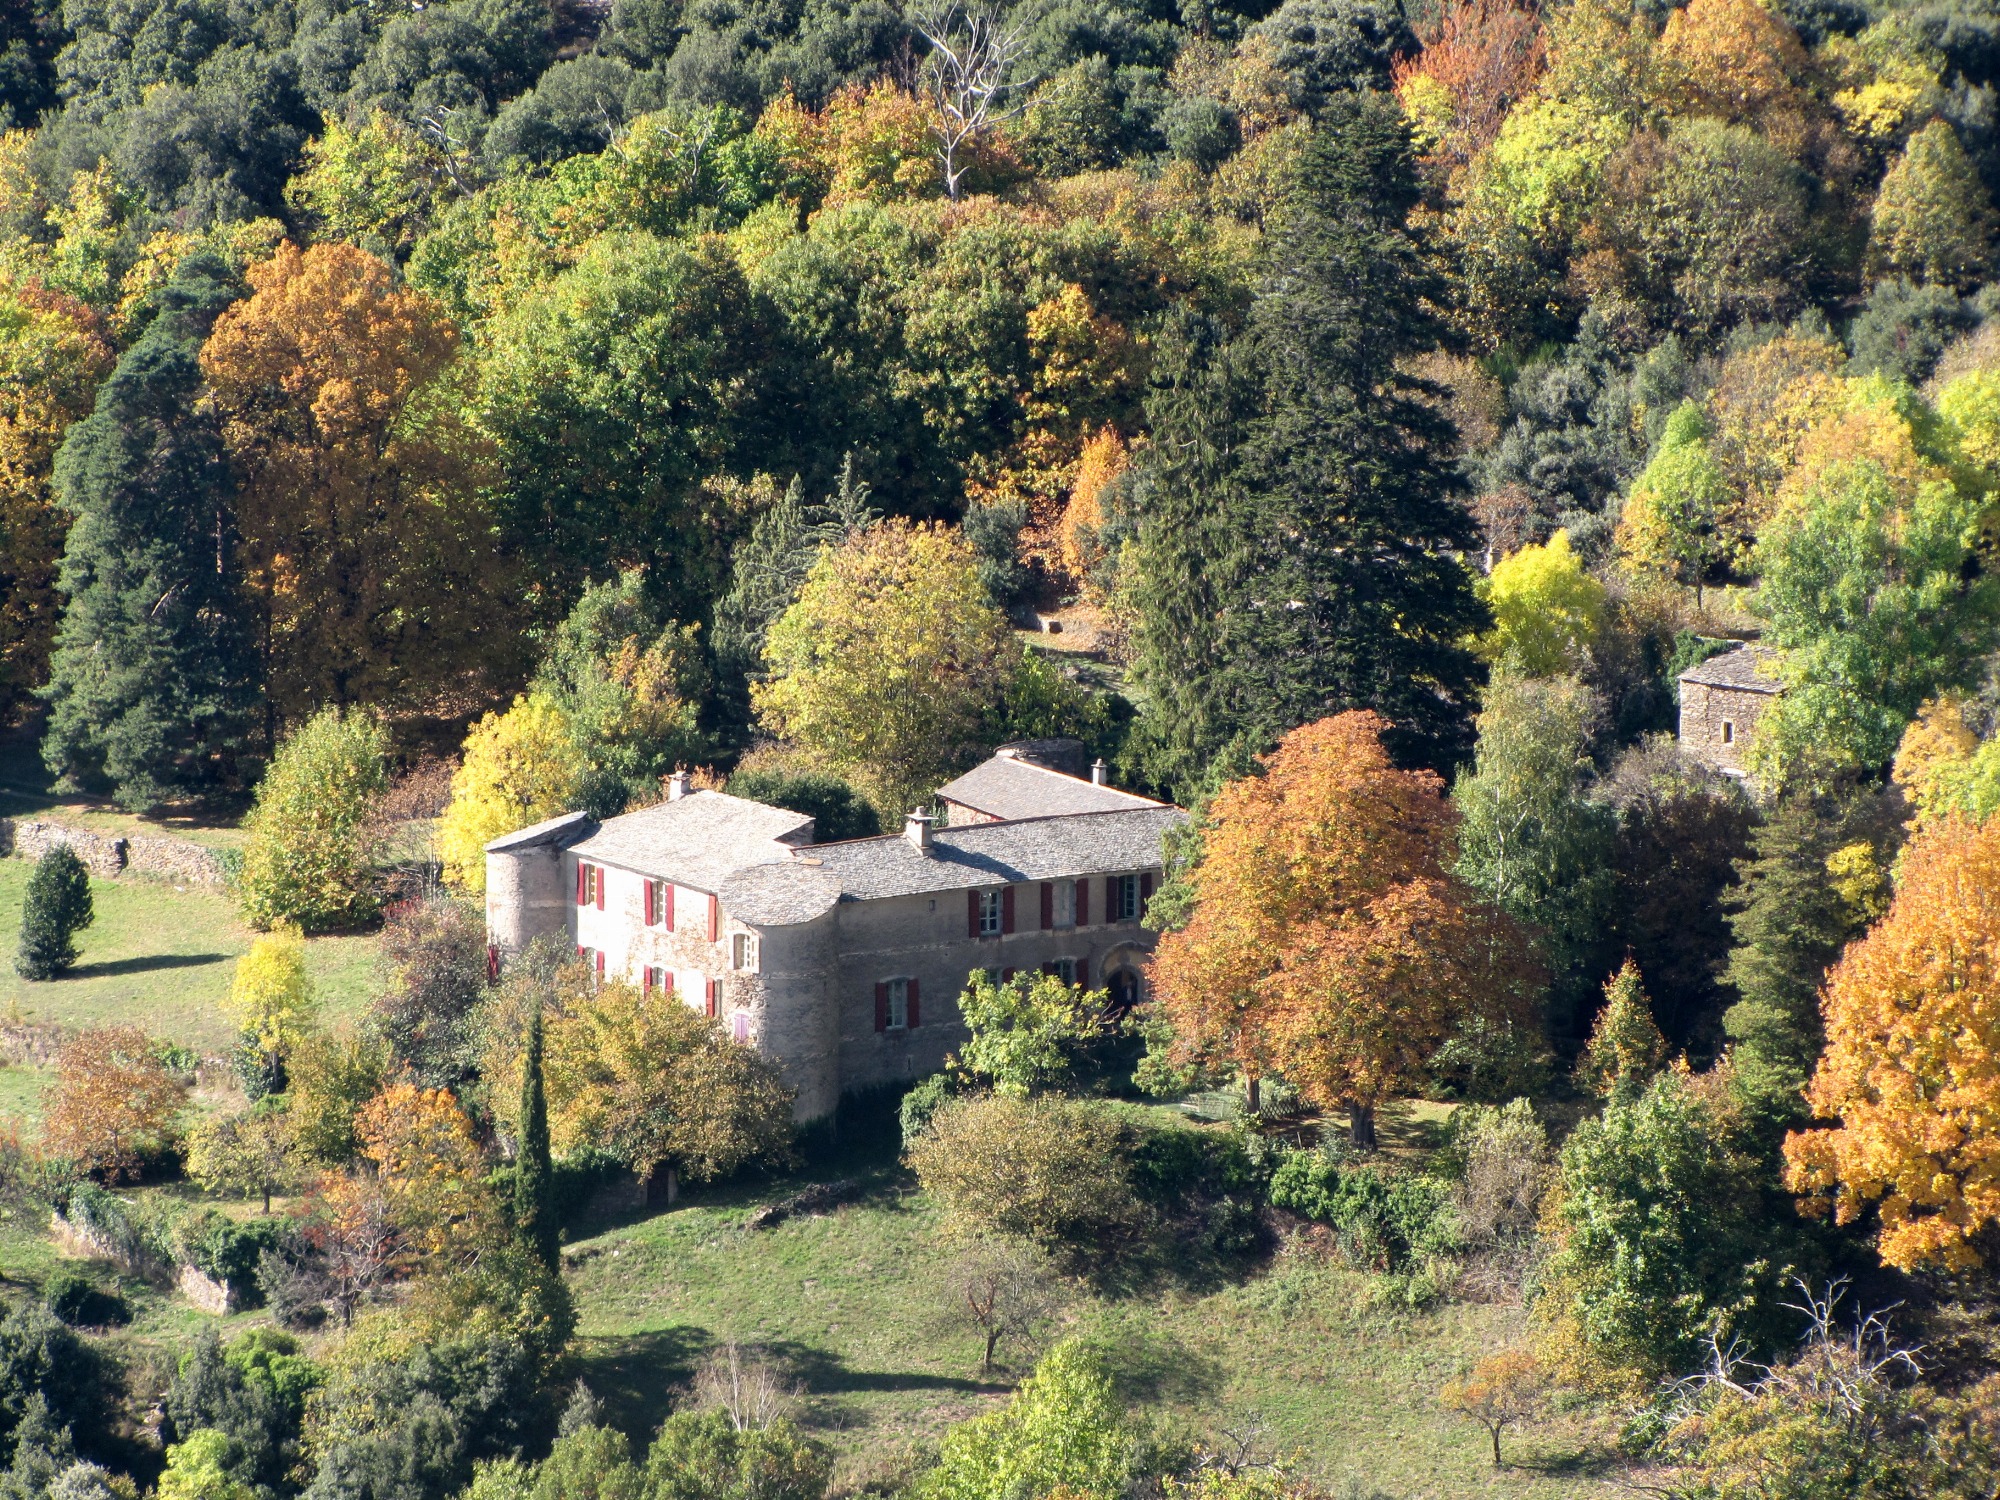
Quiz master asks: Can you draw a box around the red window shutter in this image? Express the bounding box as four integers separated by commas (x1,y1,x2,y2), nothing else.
576,945,585,959
1076,879,1089,927
664,883,675,931
1040,882,1053,930
1077,958,1088,988
1041,961,1057,977
642,967,653,996
706,894,719,943
575,863,586,905
1002,968,1016,982
875,982,889,1032
907,978,920,1029
486,944,499,982
644,881,655,926
595,950,606,976
705,978,717,1018
1140,872,1154,913
595,868,605,911
1002,885,1015,935
1104,877,1117,922
967,889,980,938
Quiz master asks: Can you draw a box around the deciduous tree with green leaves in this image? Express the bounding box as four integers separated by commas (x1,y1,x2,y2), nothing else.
237,707,389,933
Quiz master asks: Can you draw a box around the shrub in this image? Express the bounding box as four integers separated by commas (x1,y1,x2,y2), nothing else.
40,1269,126,1328
912,1339,1132,1500
0,1301,115,1460
1126,1122,1269,1258
224,926,317,1087
238,707,389,932
642,1408,831,1500
375,892,489,1088
1268,1151,1460,1271
41,1027,186,1182
956,970,1109,1097
1442,1099,1554,1248
898,1073,959,1149
15,846,93,980
906,1094,1145,1261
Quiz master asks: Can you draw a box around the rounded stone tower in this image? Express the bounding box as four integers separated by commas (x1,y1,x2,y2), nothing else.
719,864,844,1122
484,811,596,960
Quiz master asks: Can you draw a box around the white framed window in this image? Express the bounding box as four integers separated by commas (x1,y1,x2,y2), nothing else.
643,965,666,994
1054,878,1076,929
1113,873,1141,921
981,966,1003,988
732,933,758,972
1050,957,1078,985
978,888,1004,937
886,976,910,1029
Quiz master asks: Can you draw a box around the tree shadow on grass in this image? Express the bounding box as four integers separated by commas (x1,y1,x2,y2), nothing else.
1076,1325,1225,1407
64,953,231,979
573,1328,998,1441
1505,1441,1624,1477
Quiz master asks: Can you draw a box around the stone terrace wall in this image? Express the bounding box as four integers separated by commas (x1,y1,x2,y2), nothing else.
0,818,229,887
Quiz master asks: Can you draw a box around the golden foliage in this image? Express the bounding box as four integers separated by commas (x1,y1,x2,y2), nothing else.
225,925,319,1059
1391,0,1546,168
437,694,583,893
1651,0,1809,126
1439,1349,1549,1467
41,1026,186,1182
1784,814,2000,1270
355,1081,495,1263
1149,713,1538,1116
201,240,509,723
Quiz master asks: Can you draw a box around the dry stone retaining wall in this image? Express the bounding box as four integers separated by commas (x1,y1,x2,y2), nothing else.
0,818,229,887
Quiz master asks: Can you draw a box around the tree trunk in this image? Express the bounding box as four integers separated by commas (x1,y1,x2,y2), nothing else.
1490,1423,1503,1467
1347,1101,1377,1150
983,1327,998,1373
1245,1075,1261,1116
665,1165,679,1205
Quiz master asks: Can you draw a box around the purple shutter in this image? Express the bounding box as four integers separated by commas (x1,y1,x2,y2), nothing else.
1140,872,1154,916
968,889,980,938
875,982,889,1032
1077,957,1088,988
575,863,586,905
1002,886,1015,935
1040,882,1053,930
907,978,920,1029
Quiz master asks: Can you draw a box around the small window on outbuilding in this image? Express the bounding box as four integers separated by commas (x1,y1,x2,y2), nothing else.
732,933,758,972
1722,720,1735,744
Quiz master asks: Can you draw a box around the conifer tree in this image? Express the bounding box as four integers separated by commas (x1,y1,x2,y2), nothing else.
38,252,259,812
1126,95,1485,790
515,1005,557,1270
15,844,92,980
1579,960,1669,1106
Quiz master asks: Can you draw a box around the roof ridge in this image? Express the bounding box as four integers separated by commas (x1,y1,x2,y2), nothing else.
994,756,1160,803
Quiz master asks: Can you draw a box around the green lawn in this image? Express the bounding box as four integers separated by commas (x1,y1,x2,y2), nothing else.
565,1157,1626,1499
0,861,379,1056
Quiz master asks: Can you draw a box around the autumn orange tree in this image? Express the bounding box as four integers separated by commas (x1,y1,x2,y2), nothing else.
1785,813,2000,1271
41,1025,186,1181
199,241,513,728
353,1080,495,1266
1149,712,1540,1146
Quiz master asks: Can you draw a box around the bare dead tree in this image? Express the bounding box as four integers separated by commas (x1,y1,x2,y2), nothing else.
914,2,1032,200
942,1237,1065,1373
693,1342,801,1431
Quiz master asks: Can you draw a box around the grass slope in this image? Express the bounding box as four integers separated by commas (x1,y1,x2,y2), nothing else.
566,1156,1623,1500
0,861,378,1062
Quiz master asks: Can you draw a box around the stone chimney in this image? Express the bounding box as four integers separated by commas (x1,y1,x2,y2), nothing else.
667,769,692,801
904,809,934,853
1091,758,1108,786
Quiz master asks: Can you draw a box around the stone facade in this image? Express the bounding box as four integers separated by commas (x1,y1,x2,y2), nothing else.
488,757,1183,1121
1678,643,1783,777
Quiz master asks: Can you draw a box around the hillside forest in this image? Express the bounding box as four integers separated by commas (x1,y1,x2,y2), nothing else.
2,0,2000,1494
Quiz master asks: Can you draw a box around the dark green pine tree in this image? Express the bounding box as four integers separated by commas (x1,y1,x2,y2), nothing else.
1125,95,1486,794
39,251,260,814
1123,309,1260,802
1229,94,1486,773
515,1005,558,1270
15,844,93,980
1721,788,1896,1132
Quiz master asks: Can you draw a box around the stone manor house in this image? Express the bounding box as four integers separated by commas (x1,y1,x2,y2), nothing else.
485,742,1186,1120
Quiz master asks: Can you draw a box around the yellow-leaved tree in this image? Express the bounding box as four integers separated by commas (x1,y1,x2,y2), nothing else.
754,520,1014,819
225,925,319,1084
1476,530,1606,676
438,695,584,893
1149,712,1540,1147
1784,813,2000,1270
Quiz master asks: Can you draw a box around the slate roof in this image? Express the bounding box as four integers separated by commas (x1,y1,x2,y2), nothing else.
719,863,845,927
935,755,1162,821
485,810,596,853
800,806,1186,901
568,791,816,891
1678,643,1784,695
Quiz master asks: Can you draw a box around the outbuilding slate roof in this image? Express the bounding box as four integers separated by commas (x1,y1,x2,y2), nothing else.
934,755,1162,821
568,791,816,891
485,810,597,853
800,806,1187,901
1678,643,1784,695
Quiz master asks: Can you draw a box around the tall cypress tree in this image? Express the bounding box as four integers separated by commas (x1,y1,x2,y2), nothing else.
515,1005,558,1270
1126,95,1485,794
40,252,260,812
